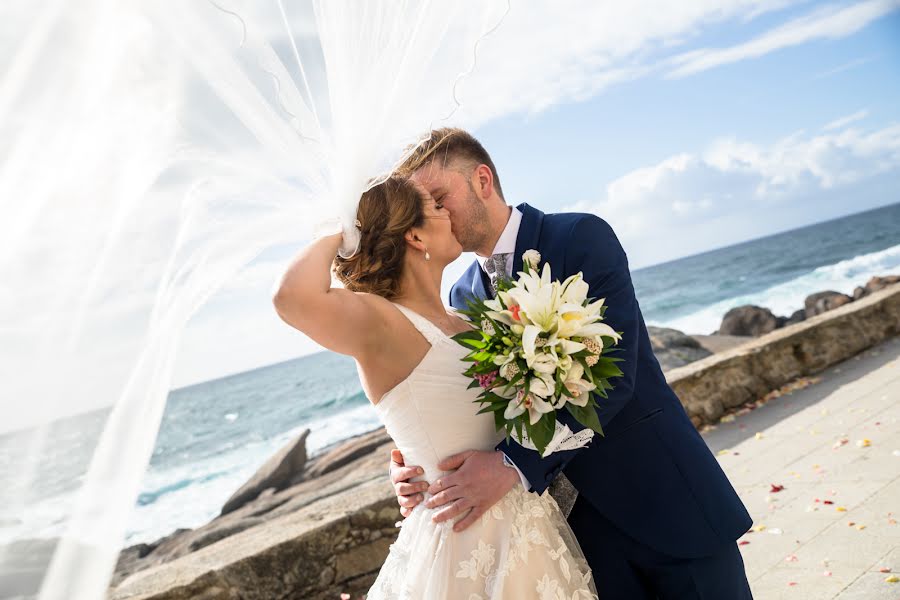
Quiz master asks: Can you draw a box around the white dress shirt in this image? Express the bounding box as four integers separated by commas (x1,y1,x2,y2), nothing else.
476,206,522,277
477,207,532,491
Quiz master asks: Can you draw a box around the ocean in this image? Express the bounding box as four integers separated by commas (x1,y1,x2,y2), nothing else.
1,201,898,548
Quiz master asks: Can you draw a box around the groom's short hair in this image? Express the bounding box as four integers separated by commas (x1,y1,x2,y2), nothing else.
399,128,504,200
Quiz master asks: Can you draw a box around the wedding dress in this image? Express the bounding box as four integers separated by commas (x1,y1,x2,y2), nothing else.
367,303,598,600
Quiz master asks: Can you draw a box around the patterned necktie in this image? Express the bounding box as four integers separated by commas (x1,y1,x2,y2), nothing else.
484,252,512,295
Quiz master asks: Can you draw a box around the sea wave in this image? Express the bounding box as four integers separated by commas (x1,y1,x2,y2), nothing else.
652,243,900,334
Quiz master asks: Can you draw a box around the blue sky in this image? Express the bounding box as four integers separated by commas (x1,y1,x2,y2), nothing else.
472,3,900,264
167,0,900,389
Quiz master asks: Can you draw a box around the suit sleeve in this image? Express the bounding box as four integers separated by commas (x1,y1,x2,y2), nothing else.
494,214,640,494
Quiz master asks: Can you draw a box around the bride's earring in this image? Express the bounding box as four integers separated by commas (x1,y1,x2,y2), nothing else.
424,247,431,261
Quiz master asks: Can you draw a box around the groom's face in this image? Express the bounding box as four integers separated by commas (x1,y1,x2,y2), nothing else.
410,160,490,253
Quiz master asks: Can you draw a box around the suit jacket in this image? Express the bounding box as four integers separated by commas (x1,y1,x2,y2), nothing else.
449,203,752,559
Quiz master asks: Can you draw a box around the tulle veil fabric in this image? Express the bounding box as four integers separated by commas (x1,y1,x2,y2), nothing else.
0,1,509,598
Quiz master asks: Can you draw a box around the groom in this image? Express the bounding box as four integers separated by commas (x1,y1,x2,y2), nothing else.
389,128,753,598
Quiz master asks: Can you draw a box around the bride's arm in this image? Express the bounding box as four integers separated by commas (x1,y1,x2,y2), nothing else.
272,232,380,358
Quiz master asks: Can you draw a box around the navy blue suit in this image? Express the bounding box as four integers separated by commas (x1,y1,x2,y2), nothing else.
450,204,753,599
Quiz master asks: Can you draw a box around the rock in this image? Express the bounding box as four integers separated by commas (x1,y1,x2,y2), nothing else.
864,274,900,295
220,429,309,516
648,326,712,371
717,305,779,337
187,517,266,552
304,427,392,479
785,309,806,326
691,334,753,354
853,286,868,300
804,291,853,318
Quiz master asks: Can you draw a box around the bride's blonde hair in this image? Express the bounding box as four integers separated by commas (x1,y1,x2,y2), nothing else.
333,177,425,299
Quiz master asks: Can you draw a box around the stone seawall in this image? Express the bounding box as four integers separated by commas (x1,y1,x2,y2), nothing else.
111,283,900,600
669,283,900,428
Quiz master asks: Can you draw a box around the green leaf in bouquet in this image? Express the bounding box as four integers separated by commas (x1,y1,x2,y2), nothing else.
471,351,493,362
457,338,488,351
576,357,596,384
567,403,604,437
494,409,507,432
528,413,556,455
513,419,524,445
559,383,575,399
592,360,624,379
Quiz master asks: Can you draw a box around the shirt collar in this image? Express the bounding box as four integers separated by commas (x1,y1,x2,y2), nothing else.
476,206,522,269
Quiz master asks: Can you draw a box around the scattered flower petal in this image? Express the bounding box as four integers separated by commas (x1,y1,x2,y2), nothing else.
770,484,785,493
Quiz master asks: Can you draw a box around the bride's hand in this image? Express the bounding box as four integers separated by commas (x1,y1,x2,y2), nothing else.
389,448,428,518
424,450,518,532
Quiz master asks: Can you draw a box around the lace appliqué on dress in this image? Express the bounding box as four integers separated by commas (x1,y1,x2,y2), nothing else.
452,487,598,600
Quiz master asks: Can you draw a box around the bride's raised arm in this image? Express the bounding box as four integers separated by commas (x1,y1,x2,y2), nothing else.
272,231,382,358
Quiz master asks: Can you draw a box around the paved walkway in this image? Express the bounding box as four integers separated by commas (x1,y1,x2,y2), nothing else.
704,336,900,599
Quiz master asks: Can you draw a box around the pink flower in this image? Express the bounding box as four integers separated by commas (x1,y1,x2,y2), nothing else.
476,371,499,389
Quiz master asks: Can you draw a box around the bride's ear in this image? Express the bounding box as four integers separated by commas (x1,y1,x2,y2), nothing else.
404,229,426,253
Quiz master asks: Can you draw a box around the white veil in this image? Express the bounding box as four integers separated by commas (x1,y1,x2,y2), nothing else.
0,1,509,598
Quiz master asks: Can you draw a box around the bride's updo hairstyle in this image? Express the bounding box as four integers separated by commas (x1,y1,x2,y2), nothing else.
333,177,425,299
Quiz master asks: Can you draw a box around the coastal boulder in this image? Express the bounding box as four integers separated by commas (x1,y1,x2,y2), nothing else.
864,274,900,295
717,305,778,337
804,291,852,318
648,326,712,371
305,427,392,479
220,429,310,515
784,309,806,327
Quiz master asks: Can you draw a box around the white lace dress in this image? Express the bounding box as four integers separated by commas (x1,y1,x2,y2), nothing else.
367,304,598,600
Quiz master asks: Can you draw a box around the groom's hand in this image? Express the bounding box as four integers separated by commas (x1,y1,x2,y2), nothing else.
425,450,518,533
389,448,428,518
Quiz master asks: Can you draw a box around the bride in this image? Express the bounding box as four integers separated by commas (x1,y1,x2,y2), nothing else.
272,176,597,598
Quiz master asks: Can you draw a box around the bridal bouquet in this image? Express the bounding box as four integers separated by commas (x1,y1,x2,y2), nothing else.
452,250,624,457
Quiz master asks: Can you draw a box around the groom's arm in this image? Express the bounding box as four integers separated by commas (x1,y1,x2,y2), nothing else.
496,214,640,494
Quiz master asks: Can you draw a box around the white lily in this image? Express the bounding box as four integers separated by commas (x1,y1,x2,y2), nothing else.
503,389,554,425
508,264,560,332
562,362,596,407
559,272,589,305
528,372,557,398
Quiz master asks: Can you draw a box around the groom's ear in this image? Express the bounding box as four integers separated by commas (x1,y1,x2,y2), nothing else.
473,164,494,200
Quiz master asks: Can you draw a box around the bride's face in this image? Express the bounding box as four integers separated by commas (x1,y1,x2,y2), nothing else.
414,185,463,265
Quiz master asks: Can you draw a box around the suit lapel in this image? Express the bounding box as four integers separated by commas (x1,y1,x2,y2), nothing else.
512,203,545,275
472,259,492,301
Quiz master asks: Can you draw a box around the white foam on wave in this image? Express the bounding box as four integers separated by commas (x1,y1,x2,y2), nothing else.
652,243,900,334
4,401,383,546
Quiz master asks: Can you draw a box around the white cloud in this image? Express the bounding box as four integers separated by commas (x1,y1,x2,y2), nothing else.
824,109,869,130
452,0,804,126
568,122,900,268
811,53,880,80
667,0,900,78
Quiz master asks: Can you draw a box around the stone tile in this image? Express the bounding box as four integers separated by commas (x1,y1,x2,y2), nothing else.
749,564,852,600
832,571,900,599
719,338,900,599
